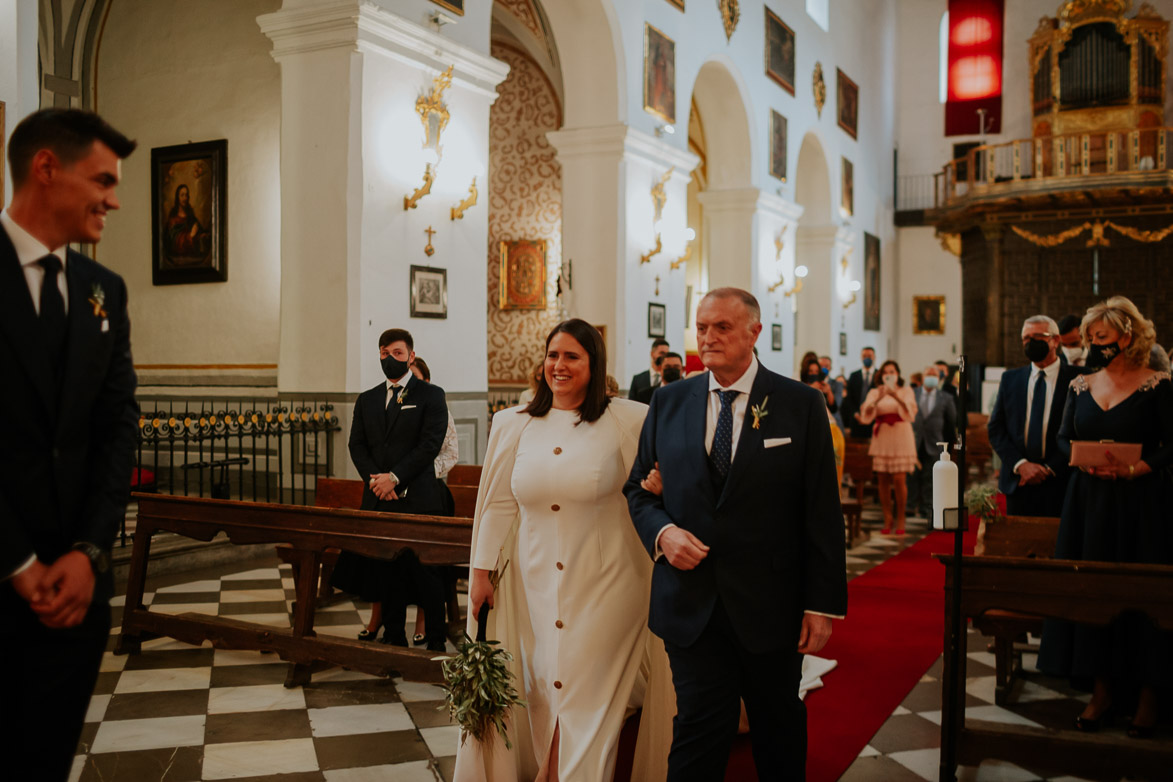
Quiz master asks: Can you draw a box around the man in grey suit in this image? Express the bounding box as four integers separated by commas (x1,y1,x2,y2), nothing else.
908,364,957,519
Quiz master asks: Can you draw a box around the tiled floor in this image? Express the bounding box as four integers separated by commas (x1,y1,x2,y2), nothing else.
69,509,1158,781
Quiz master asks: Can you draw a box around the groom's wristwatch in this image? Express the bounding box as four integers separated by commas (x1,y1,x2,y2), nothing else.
72,542,111,575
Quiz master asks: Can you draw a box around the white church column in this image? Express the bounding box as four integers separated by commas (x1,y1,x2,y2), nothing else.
260,1,507,464
697,188,804,377
548,124,697,388
794,224,854,366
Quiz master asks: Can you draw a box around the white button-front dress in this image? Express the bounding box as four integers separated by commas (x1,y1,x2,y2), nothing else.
460,400,655,781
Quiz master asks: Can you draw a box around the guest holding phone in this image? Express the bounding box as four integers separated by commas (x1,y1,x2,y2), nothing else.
1038,296,1173,738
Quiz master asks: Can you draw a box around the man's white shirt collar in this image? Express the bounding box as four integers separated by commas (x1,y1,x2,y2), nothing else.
1,209,68,269
1031,358,1060,382
386,371,412,391
708,356,759,395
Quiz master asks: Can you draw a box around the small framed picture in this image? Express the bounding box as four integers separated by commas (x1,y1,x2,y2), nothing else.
427,0,463,15
151,139,228,285
913,295,946,335
644,24,676,123
765,8,796,95
841,157,854,217
839,331,848,356
837,68,858,139
770,110,788,182
499,239,548,310
410,265,448,319
648,302,667,338
771,324,783,351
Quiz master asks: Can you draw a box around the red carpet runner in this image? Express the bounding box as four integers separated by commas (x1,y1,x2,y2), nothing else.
724,529,976,782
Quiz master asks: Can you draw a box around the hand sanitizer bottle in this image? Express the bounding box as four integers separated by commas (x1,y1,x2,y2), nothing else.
932,442,958,531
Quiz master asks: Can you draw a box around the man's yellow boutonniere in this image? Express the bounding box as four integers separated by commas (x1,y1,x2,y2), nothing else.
751,396,770,429
397,386,408,405
88,283,107,318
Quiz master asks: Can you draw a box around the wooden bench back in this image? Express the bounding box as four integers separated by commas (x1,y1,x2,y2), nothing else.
315,476,478,518
977,514,1060,559
447,464,482,487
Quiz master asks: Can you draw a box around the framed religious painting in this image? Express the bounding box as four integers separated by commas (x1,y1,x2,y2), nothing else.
841,157,853,217
428,0,463,15
499,239,548,311
643,24,676,123
839,331,848,356
151,139,228,285
410,265,448,319
837,68,858,140
770,110,788,182
765,8,795,95
864,232,881,332
771,324,783,351
648,302,666,339
913,295,946,335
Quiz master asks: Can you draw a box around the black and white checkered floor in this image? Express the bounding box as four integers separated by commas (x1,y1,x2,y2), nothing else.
68,512,1149,781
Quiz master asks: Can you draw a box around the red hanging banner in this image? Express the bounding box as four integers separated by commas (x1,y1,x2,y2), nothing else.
945,0,1004,137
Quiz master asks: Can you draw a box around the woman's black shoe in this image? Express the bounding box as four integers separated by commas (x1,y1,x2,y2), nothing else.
1074,715,1101,732
412,633,426,646
357,629,378,642
425,635,447,652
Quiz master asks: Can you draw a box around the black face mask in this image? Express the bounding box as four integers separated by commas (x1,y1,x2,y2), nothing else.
1023,338,1051,363
1085,341,1123,369
802,373,822,385
381,354,409,380
661,367,682,383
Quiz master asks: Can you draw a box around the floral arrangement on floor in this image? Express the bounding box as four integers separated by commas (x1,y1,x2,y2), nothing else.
965,483,1007,526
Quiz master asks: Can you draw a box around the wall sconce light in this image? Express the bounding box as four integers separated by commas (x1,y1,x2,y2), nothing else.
450,176,478,220
403,65,454,211
640,167,675,264
404,162,436,210
770,264,807,297
842,279,861,309
671,227,696,270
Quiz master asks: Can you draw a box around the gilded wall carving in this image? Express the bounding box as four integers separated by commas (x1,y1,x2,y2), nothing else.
487,42,563,385
496,0,543,41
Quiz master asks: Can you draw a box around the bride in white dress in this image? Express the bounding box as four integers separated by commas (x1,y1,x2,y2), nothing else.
455,320,672,782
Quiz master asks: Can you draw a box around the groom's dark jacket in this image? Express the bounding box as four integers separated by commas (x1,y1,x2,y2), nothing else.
624,365,848,654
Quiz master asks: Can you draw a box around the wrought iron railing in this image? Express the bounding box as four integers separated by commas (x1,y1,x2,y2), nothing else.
932,126,1171,209
129,397,342,546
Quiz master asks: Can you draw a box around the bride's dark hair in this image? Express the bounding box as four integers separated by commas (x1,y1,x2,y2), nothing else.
522,319,611,424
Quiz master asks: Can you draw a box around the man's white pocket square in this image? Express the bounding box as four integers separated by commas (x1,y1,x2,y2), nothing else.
401,405,418,410
763,437,793,448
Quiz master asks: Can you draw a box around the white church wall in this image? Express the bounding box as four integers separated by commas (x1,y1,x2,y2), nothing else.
94,0,283,370
895,227,961,373
584,0,899,382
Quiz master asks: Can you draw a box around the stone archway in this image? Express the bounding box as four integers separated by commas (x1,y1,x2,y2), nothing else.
793,131,843,371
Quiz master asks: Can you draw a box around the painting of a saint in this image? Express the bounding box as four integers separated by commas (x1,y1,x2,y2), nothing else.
151,139,227,285
864,232,881,332
766,9,795,95
841,157,854,217
644,25,676,123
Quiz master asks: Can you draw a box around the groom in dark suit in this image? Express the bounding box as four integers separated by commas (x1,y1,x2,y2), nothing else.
625,288,848,780
0,109,138,781
988,315,1079,517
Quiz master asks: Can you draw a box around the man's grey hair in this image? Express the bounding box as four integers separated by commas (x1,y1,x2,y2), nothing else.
702,287,761,324
1021,315,1058,337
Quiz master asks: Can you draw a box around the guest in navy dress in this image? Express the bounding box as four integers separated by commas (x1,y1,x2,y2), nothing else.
1039,296,1173,739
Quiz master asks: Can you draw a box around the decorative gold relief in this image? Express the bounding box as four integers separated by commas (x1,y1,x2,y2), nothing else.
1104,219,1173,241
1059,0,1130,29
939,232,962,257
416,65,454,156
652,167,674,223
670,242,692,270
424,226,436,257
1010,222,1094,246
718,0,739,42
774,226,787,259
640,233,663,265
812,62,826,118
450,177,478,220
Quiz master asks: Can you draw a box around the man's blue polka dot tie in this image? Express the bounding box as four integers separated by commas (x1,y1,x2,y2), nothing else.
712,389,739,479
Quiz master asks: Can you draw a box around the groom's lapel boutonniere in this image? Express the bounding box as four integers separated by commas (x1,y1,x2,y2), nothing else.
87,283,107,318
751,395,770,429
397,385,409,405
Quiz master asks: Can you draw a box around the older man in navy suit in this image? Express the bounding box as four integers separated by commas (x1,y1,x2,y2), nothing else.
0,109,138,782
625,288,847,781
988,315,1080,517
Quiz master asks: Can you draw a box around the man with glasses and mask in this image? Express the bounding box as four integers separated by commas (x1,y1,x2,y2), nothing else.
630,338,670,404
987,316,1080,516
